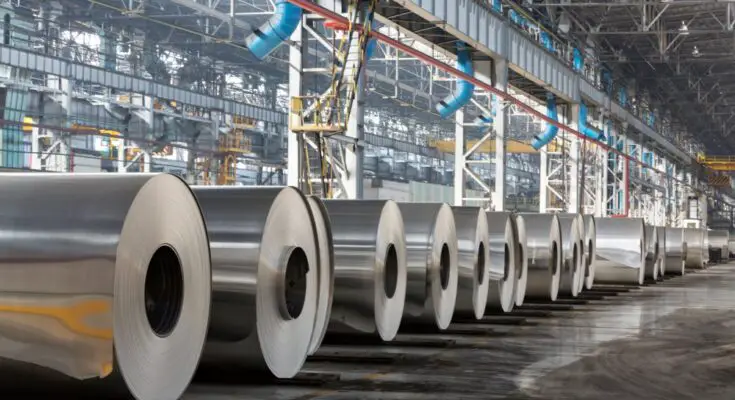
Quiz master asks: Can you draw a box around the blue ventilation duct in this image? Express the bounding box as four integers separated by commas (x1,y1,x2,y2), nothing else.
475,113,494,125
531,93,559,150
572,48,583,72
436,42,474,119
540,32,554,52
618,87,627,107
491,0,502,13
245,0,302,60
509,9,523,26
579,103,604,140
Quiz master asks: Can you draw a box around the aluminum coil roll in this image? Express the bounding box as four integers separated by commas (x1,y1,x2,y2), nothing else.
557,214,584,297
729,237,735,258
644,225,661,281
595,217,646,285
514,215,529,307
519,213,562,301
486,212,517,313
684,228,706,269
306,196,335,355
398,203,458,330
451,207,490,320
664,227,687,276
583,215,597,290
0,173,211,400
323,200,407,341
704,230,710,264
708,229,729,262
195,186,318,378
656,226,667,277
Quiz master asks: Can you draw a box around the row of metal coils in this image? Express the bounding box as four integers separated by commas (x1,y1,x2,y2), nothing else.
0,173,715,400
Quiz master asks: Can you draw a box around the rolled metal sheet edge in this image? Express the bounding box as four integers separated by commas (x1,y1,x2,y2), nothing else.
451,206,490,320
595,217,646,285
323,199,407,341
398,202,458,330
0,172,212,400
305,196,336,356
486,211,517,313
683,228,706,269
194,186,318,379
644,225,660,281
557,213,584,297
664,227,686,276
583,215,597,290
518,213,562,301
514,214,529,307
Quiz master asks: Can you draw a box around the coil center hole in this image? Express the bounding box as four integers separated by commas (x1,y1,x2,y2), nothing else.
572,243,579,277
551,241,560,276
587,239,594,268
503,244,511,281
475,243,486,284
439,244,450,290
284,247,309,319
384,244,398,299
145,245,184,338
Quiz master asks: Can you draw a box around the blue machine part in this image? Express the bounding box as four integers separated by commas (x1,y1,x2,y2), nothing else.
579,103,604,140
245,0,302,60
540,31,554,52
491,0,502,13
531,93,559,150
601,69,613,95
474,113,494,125
436,42,475,119
618,87,628,108
572,48,583,72
509,9,522,26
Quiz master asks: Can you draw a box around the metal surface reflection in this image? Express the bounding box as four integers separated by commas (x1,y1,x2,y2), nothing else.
486,212,517,313
595,218,646,285
451,207,490,320
195,186,319,379
684,228,706,269
323,200,407,341
664,227,686,276
398,203,458,330
0,173,211,400
518,213,561,301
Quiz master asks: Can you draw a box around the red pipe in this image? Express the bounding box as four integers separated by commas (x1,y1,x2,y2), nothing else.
285,0,674,179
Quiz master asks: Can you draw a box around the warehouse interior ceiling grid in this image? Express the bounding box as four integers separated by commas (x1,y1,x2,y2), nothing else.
549,0,735,154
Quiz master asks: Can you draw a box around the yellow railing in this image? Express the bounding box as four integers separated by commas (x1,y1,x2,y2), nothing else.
289,95,346,134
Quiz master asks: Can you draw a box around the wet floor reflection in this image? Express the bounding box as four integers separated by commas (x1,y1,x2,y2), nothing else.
186,264,735,400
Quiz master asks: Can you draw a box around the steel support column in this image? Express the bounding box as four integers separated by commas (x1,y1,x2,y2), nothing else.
287,21,304,189
453,109,466,206
492,59,507,211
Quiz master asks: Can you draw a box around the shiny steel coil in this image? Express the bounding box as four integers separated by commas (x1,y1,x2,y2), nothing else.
594,217,646,285
664,227,687,276
323,200,407,341
0,173,211,400
306,196,335,355
398,203,458,330
514,214,529,306
707,229,730,262
729,237,735,258
704,230,711,264
656,226,667,277
683,228,706,269
644,225,661,281
195,186,318,379
486,212,517,313
519,213,562,301
451,207,490,320
557,213,584,297
583,215,597,290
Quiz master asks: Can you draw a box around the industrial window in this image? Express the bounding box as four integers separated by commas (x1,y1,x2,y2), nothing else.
3,14,10,45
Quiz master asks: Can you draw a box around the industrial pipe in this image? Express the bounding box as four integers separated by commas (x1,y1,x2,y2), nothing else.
246,0,303,60
579,103,604,140
436,42,475,119
531,93,559,150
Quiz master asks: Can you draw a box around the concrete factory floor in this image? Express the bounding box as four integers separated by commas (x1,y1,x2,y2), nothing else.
187,263,735,400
